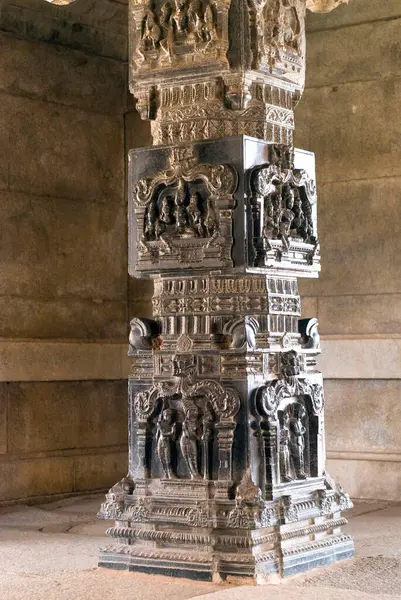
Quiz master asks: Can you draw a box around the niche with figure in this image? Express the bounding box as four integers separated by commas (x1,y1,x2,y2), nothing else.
276,395,320,484
153,398,217,481
278,399,309,483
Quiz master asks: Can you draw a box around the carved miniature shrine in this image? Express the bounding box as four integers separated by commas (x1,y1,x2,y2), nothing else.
98,0,354,583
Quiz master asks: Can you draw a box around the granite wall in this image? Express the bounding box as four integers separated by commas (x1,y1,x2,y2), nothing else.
0,0,135,503
1,0,398,504
295,0,401,500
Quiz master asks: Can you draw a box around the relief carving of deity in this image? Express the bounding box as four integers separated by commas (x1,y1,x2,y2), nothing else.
156,407,178,479
136,0,218,67
154,402,215,480
279,403,308,482
142,180,219,243
180,406,202,479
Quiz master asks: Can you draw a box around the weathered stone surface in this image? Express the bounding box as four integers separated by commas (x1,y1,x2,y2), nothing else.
300,294,318,319
0,0,127,60
295,80,401,184
0,297,127,340
0,342,129,382
6,95,124,203
0,32,126,114
306,0,401,32
295,179,401,298
318,295,401,335
7,381,127,453
0,191,126,298
128,277,153,320
324,379,401,454
74,452,127,492
318,339,401,380
305,18,401,88
0,191,127,300
0,457,74,502
327,458,401,502
124,109,152,151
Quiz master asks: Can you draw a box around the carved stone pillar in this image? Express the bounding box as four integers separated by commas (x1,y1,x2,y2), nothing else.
98,0,354,583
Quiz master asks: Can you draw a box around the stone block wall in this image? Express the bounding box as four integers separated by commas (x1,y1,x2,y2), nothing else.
295,0,401,501
0,0,138,504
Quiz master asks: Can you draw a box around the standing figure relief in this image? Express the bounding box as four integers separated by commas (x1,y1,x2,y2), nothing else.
180,406,202,479
156,407,178,479
154,400,215,480
279,402,308,482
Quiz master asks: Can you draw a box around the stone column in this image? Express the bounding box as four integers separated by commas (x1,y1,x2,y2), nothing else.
98,0,354,583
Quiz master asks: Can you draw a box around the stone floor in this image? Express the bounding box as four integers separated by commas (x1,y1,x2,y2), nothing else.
0,495,400,600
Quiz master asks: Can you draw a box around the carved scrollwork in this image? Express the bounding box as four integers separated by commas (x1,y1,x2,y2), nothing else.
187,380,240,420
256,377,325,419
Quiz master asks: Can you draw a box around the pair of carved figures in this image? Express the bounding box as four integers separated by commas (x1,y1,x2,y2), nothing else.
248,0,303,70
143,180,219,241
138,0,217,62
156,402,214,480
279,402,308,482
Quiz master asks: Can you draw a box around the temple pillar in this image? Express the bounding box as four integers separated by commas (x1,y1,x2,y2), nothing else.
98,0,354,583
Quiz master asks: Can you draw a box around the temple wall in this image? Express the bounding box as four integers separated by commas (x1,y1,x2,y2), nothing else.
0,0,398,504
0,0,132,503
295,0,401,501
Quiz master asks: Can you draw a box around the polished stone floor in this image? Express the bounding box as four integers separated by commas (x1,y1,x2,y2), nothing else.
0,495,400,600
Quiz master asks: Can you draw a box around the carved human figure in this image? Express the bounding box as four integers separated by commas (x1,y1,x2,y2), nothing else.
159,3,175,58
280,411,293,482
141,9,162,51
144,202,157,240
279,185,295,251
171,0,188,39
299,192,315,242
291,188,304,233
173,179,190,234
247,0,268,68
187,0,204,43
202,4,217,45
156,408,177,479
280,1,301,52
281,350,300,379
160,195,174,224
187,192,204,236
263,192,280,239
180,406,201,479
289,405,307,479
201,405,214,480
203,196,218,237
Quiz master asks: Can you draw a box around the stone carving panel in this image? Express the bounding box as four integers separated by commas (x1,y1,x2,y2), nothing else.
248,151,319,268
130,354,240,482
132,146,238,274
130,0,229,74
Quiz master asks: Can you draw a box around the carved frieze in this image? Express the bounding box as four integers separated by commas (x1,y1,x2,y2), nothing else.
130,0,229,75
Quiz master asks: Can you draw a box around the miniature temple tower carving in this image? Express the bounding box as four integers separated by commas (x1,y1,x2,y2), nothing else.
98,0,354,583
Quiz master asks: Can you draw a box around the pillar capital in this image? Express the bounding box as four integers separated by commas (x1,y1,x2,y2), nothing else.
128,0,350,145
